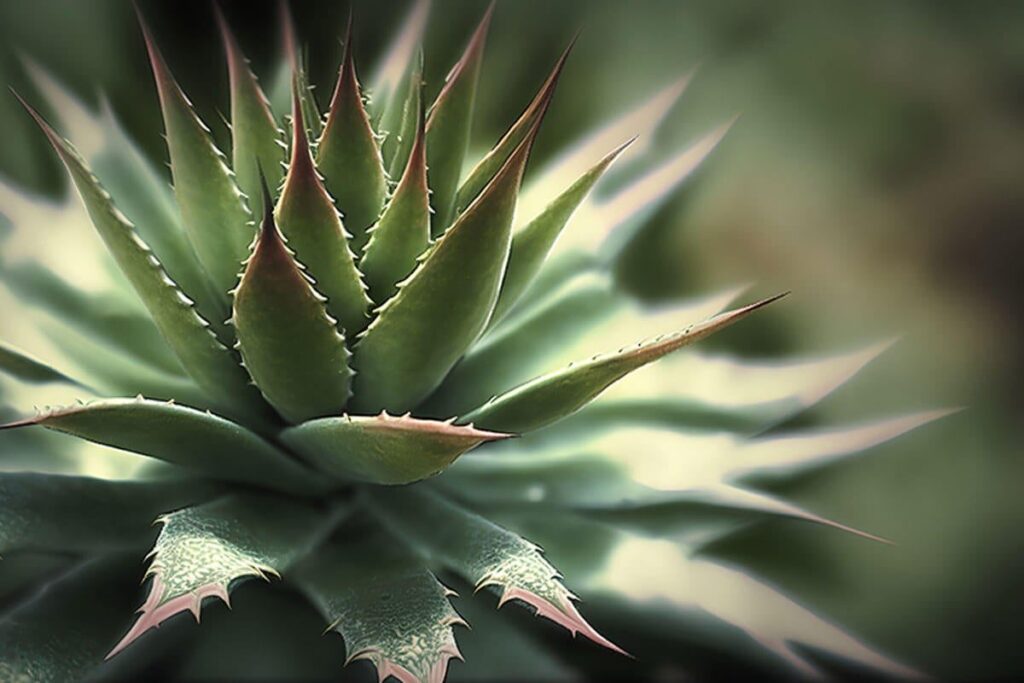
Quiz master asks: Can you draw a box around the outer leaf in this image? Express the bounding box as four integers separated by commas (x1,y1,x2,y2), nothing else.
294,518,466,683
352,121,539,414
215,5,286,209
107,494,329,659
18,99,269,420
453,39,571,217
370,487,625,655
489,140,632,329
316,19,388,251
281,412,511,485
0,473,215,557
233,183,353,423
425,5,493,235
361,100,430,304
139,16,253,299
277,83,371,334
0,340,85,388
461,294,786,433
0,398,326,495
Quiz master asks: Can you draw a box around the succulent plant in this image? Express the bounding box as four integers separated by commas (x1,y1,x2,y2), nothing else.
0,1,950,680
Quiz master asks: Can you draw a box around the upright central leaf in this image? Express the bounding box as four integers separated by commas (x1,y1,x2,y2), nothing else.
351,122,540,414
316,20,388,252
232,182,353,423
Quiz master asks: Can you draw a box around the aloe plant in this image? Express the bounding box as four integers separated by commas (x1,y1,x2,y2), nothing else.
0,2,950,680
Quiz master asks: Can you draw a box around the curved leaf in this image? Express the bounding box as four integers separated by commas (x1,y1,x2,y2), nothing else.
107,494,328,659
281,412,511,485
139,15,253,299
425,5,492,235
276,83,370,335
0,398,326,495
215,5,286,209
361,99,430,304
0,340,85,388
17,98,269,421
316,19,387,251
294,517,466,683
461,294,786,434
233,182,353,423
352,119,539,414
370,487,625,655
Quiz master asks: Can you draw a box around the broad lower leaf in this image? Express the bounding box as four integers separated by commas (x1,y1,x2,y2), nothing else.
215,5,286,210
107,494,329,659
294,518,466,683
461,294,786,433
0,340,85,388
425,5,492,235
18,98,270,421
316,20,388,251
233,183,353,423
0,472,214,556
370,487,625,655
0,398,326,495
281,412,511,485
361,101,430,304
352,120,539,414
276,83,370,335
139,16,253,300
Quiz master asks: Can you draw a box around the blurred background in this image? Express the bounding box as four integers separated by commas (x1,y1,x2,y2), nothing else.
0,0,1021,679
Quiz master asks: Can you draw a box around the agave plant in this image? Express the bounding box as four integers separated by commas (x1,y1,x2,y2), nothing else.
0,1,949,680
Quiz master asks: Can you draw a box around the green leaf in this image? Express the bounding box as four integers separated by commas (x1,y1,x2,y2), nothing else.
293,516,466,683
316,20,388,251
361,100,430,304
139,16,253,300
368,0,430,125
0,473,215,557
281,412,511,485
352,119,539,414
214,5,286,212
453,39,571,217
107,494,329,659
277,83,370,335
0,340,85,388
233,182,353,423
370,487,625,655
0,398,326,495
382,50,424,179
461,294,787,433
17,98,270,421
489,141,632,329
425,5,492,235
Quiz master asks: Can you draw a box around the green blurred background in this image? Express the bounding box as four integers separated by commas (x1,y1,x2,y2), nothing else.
1,0,1021,679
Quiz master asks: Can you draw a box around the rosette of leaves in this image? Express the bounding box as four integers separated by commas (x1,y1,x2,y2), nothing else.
0,2,949,680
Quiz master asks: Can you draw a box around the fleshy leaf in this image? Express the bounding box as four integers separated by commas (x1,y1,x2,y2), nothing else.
276,82,371,334
316,18,388,251
352,118,539,414
368,0,430,124
0,473,215,557
139,15,253,299
488,140,632,329
280,412,511,485
452,39,572,217
233,181,353,423
460,294,783,433
17,98,270,420
361,99,430,304
370,487,625,655
294,517,466,683
382,49,424,180
0,398,326,495
107,494,327,659
425,5,493,235
0,340,86,388
215,4,286,209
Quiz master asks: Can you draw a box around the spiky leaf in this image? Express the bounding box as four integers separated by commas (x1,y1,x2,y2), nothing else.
382,50,424,178
316,21,387,250
281,412,511,485
352,122,538,414
107,494,327,658
233,185,353,423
